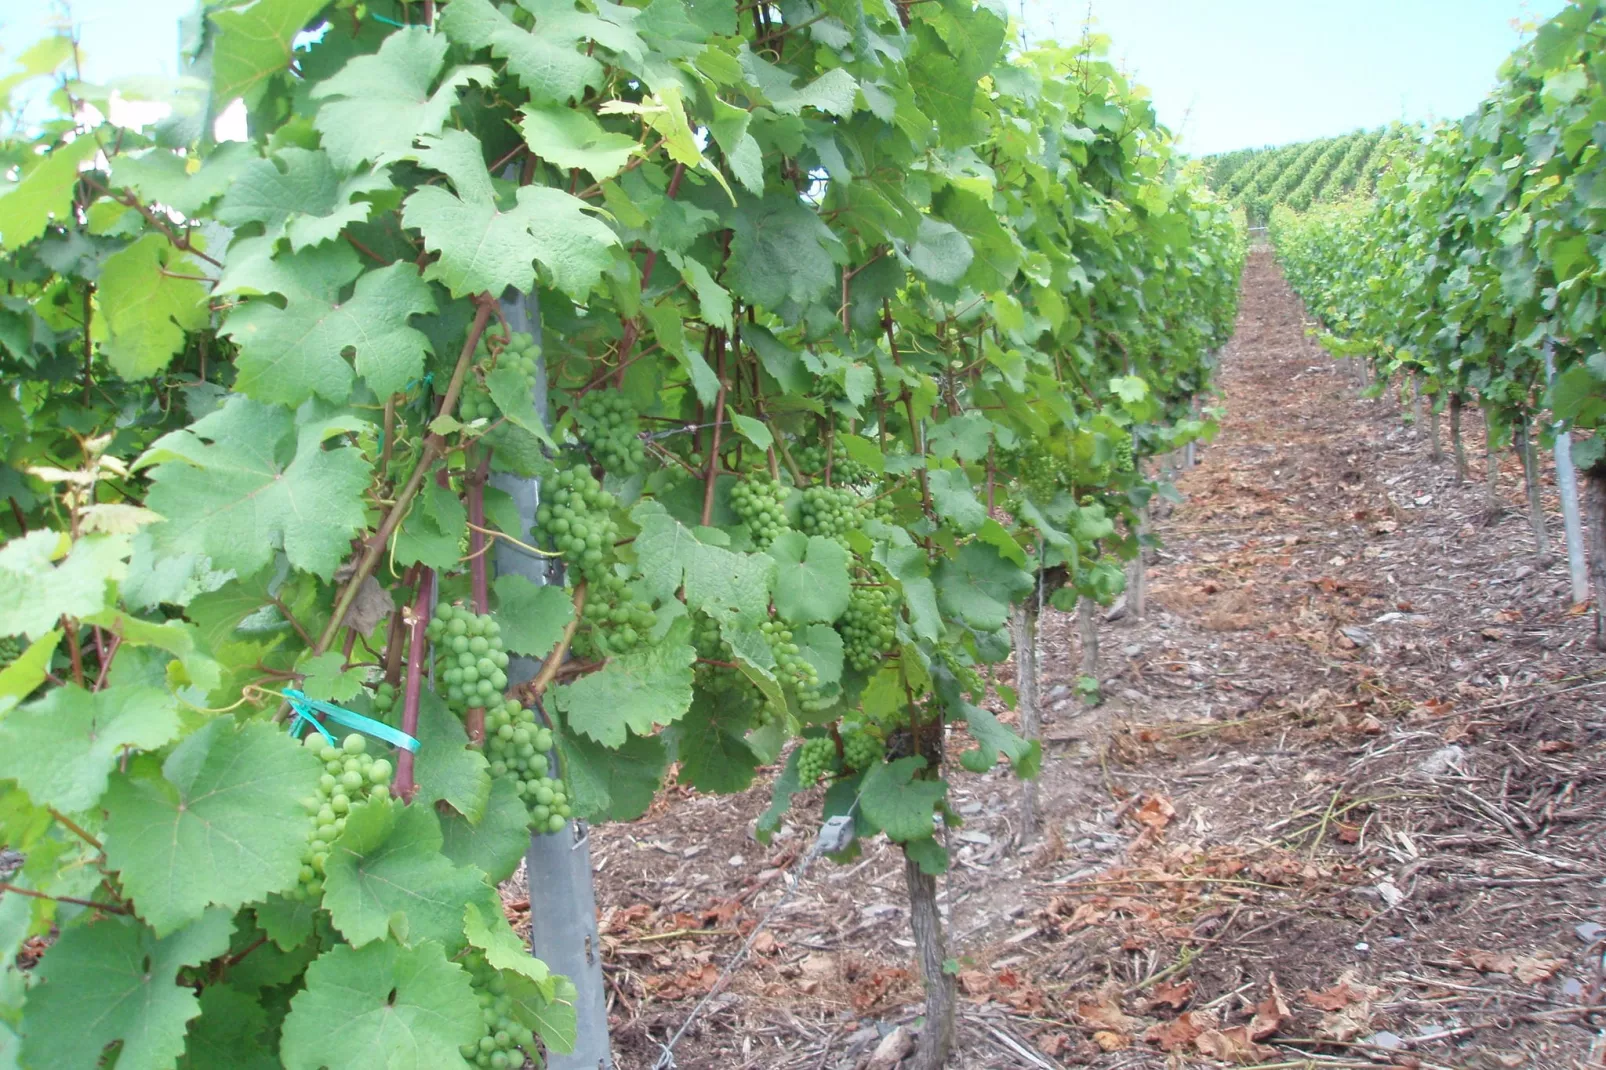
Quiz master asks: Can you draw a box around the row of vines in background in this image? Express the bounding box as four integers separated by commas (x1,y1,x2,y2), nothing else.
0,0,1242,1067
1271,0,1604,645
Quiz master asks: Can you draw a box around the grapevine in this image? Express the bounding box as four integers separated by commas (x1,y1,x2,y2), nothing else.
575,392,646,475
426,602,511,713
798,486,861,545
291,732,394,902
796,737,837,785
840,586,897,672
532,466,619,580
729,474,790,548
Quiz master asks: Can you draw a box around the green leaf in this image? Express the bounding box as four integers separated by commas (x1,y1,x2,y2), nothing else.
768,532,850,624
440,0,605,103
551,620,695,746
438,775,531,884
668,252,733,331
0,530,129,640
0,138,97,250
727,195,844,310
754,746,803,842
632,501,774,622
486,363,554,444
859,756,945,843
727,412,773,451
179,984,278,1070
254,893,319,951
795,623,844,688
740,49,859,116
463,902,554,995
311,27,492,172
97,235,212,379
0,684,180,813
412,690,492,822
322,798,494,951
217,149,391,250
103,719,322,935
492,574,573,657
295,650,364,702
1109,375,1149,405
139,396,371,581
670,702,761,794
280,940,483,1070
926,468,987,533
210,0,329,107
0,629,60,713
19,908,233,1070
933,542,1033,633
404,130,619,300
903,836,949,876
519,106,638,179
908,218,973,286
556,725,666,822
510,973,578,1055
224,251,436,405
395,479,469,572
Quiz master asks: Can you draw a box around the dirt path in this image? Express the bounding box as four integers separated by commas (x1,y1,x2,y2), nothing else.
540,248,1606,1069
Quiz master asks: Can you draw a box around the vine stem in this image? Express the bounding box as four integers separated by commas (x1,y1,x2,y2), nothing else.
312,297,495,659
0,883,127,914
382,565,421,687
700,332,728,528
81,286,93,404
531,581,587,699
49,808,102,851
395,568,434,803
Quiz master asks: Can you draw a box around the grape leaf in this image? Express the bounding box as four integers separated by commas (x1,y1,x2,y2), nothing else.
310,27,492,172
224,252,436,405
485,363,553,443
926,468,987,533
322,798,495,951
726,412,772,450
19,908,233,1070
632,500,773,623
395,479,469,572
440,0,644,103
794,623,844,689
860,756,946,843
295,650,364,702
463,902,554,995
518,106,638,178
511,973,579,1055
103,719,322,936
280,940,483,1070
412,690,492,823
218,149,392,250
907,218,974,286
438,775,530,884
933,542,1034,633
550,619,695,746
179,984,278,1070
0,137,98,250
669,703,760,794
254,893,319,952
754,746,803,842
739,49,860,116
0,530,130,640
82,609,222,694
556,725,666,822
403,130,618,300
727,195,845,309
491,574,573,657
111,143,258,218
0,684,180,813
96,234,211,378
210,0,329,107
139,396,371,581
0,629,60,713
668,251,734,330
768,532,850,624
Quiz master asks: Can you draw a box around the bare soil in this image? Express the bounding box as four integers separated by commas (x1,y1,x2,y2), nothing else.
516,249,1606,1069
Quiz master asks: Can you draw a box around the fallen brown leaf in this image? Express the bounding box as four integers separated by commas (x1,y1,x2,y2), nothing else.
1144,1010,1211,1052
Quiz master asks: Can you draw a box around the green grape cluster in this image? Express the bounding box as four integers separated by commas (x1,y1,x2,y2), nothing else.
729,475,789,548
484,698,571,833
691,613,762,711
0,637,20,669
459,331,540,423
427,603,510,711
460,954,538,1069
796,736,837,784
1011,441,1065,502
797,436,874,486
840,586,896,671
762,619,817,695
371,681,396,714
799,486,861,544
1111,434,1135,473
840,722,885,771
291,732,393,901
572,571,656,660
533,466,618,579
576,392,646,475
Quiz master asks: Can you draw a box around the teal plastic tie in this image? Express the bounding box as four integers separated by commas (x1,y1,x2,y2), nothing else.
283,689,421,753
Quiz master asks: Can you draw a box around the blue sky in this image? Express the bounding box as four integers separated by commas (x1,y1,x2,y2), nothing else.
0,0,1573,156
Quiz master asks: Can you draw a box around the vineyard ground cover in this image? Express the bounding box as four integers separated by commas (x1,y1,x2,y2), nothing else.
508,249,1606,1068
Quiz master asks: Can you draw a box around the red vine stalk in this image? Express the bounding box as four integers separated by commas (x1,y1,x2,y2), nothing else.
0,883,126,914
395,568,434,803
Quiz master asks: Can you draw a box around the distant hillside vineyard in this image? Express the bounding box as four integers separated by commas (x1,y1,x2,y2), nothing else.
1202,124,1421,222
